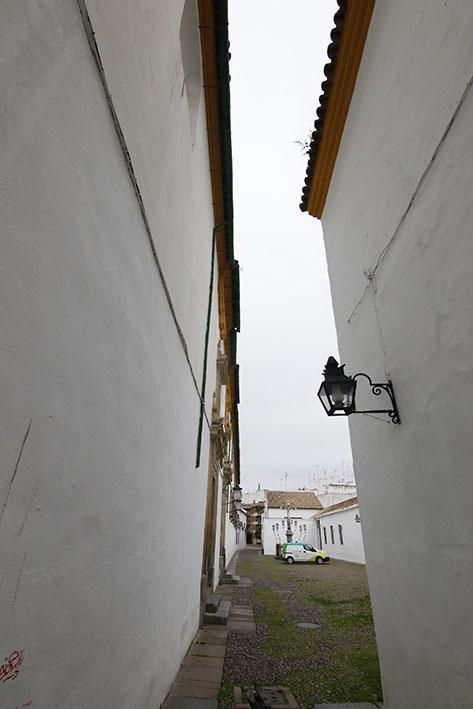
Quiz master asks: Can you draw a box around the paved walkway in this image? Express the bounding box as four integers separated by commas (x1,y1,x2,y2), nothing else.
163,626,227,707
163,551,256,708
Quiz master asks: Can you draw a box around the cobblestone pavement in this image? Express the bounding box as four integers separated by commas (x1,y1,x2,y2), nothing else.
218,548,382,709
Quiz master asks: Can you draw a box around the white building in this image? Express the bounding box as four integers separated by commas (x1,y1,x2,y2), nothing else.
261,490,323,556
242,487,267,505
301,1,473,706
316,497,365,565
0,2,239,708
225,507,248,566
316,481,357,508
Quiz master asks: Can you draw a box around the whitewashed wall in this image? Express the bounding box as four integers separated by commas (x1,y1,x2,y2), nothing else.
266,507,317,519
225,509,247,567
318,507,365,564
212,474,223,592
242,489,266,505
0,2,218,708
320,1,473,706
262,517,317,556
317,490,357,508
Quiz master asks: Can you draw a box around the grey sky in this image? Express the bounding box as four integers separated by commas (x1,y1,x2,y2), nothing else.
228,0,353,492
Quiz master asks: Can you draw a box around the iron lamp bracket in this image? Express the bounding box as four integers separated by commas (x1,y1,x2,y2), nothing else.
352,372,401,424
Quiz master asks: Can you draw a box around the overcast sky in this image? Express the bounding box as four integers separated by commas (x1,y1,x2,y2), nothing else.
228,0,353,493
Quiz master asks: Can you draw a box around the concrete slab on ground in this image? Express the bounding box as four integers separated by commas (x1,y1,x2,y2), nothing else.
228,621,255,633
177,666,223,683
314,704,384,708
228,603,256,634
169,682,220,699
194,633,227,646
189,643,226,658
197,626,228,637
182,655,224,669
231,607,253,616
162,698,217,709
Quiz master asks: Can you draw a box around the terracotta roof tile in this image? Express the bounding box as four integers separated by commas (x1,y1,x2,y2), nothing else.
317,496,358,516
266,490,323,510
299,0,347,212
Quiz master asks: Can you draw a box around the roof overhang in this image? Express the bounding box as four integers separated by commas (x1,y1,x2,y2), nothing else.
316,502,359,519
300,0,375,218
198,0,240,482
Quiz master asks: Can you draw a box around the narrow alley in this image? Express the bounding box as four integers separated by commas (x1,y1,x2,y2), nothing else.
2,1,473,707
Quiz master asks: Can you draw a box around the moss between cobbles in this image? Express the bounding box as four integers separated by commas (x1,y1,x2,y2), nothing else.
254,588,323,659
308,594,374,630
218,672,235,707
219,552,382,708
237,558,258,575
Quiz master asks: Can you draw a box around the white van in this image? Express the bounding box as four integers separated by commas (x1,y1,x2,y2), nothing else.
282,543,330,564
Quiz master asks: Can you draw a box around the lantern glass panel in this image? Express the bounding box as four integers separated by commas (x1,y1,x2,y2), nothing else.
318,378,356,415
317,382,332,413
327,379,356,411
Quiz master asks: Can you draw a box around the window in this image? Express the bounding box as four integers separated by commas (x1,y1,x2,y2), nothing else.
323,527,327,545
330,525,335,544
338,524,344,545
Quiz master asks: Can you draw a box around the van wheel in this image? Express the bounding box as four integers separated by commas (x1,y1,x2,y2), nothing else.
315,557,324,565
286,556,294,564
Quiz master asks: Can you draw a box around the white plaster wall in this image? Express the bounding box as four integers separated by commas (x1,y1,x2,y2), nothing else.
317,491,356,507
320,1,473,706
266,507,317,520
225,509,247,567
84,0,215,380
318,507,365,564
0,2,218,708
242,489,267,504
262,518,317,556
212,474,223,592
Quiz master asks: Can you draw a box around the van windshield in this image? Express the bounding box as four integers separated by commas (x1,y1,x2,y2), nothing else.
303,544,317,552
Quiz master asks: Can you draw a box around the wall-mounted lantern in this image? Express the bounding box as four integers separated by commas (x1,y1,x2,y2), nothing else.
225,483,243,514
317,357,400,424
355,513,361,524
233,484,242,511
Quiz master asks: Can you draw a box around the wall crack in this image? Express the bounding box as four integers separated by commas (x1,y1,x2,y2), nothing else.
11,549,27,612
0,418,33,528
346,68,473,324
76,0,210,430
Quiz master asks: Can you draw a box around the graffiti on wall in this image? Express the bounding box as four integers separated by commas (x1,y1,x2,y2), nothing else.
0,650,25,683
